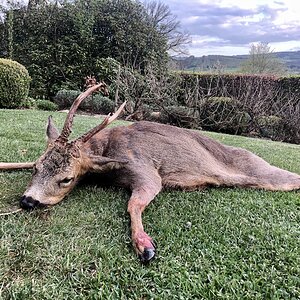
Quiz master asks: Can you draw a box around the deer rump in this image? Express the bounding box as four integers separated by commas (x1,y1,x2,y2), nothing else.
90,121,300,193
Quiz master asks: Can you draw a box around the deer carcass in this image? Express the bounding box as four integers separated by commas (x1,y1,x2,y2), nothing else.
19,83,300,262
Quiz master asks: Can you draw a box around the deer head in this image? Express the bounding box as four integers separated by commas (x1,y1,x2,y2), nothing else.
20,83,127,209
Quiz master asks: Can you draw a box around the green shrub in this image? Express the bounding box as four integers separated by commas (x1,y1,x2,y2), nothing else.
54,90,81,109
199,97,249,134
54,89,114,114
95,57,120,84
0,58,31,108
36,99,58,111
257,115,282,127
256,115,283,139
89,95,115,114
19,97,59,111
161,105,199,128
19,97,36,109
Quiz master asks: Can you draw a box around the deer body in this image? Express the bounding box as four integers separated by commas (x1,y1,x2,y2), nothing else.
88,121,300,192
19,84,300,262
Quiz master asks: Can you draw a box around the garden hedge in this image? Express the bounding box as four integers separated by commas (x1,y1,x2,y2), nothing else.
53,72,300,144
178,73,300,101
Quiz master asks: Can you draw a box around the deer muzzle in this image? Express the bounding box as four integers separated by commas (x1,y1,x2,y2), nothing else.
20,196,45,210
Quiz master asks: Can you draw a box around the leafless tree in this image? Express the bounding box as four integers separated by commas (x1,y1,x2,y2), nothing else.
145,0,191,55
240,42,287,76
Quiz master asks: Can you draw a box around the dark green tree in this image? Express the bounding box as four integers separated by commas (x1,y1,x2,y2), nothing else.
0,0,184,97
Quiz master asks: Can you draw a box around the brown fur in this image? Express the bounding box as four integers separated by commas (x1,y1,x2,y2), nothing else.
85,122,300,192
21,90,300,262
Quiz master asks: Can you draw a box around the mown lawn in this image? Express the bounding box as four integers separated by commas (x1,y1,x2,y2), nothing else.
0,109,299,299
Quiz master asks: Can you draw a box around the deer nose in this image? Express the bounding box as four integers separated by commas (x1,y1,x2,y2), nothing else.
20,196,40,210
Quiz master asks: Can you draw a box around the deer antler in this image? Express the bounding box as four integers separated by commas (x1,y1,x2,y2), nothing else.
56,82,108,144
77,101,127,143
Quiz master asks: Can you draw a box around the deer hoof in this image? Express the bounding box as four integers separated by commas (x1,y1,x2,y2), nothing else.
139,247,155,263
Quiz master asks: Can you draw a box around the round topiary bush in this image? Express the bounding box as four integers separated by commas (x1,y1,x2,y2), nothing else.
89,94,115,114
199,97,249,134
54,89,114,114
0,58,31,108
161,105,200,128
54,90,81,109
257,115,283,139
35,99,59,111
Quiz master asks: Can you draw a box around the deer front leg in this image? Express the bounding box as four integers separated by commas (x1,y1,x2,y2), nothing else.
127,176,161,262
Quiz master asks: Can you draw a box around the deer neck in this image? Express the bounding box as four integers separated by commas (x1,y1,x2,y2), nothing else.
81,128,111,157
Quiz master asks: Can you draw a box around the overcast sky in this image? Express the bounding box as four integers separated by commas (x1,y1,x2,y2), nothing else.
164,0,300,56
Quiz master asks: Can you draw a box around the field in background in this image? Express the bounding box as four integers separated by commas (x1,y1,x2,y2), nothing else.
0,110,299,299
173,50,300,74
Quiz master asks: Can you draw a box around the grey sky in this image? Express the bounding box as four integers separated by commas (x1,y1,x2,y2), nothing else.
163,0,300,56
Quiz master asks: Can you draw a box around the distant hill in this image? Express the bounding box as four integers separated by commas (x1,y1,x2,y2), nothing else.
172,51,300,74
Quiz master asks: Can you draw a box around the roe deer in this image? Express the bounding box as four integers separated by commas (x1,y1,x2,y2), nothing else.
19,83,300,262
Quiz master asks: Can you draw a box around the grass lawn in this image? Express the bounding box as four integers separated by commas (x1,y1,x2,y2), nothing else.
0,109,299,299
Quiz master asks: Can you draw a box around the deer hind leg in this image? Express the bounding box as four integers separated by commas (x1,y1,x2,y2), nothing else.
127,172,162,262
228,148,300,191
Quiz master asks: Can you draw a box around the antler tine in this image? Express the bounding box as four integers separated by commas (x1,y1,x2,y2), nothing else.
56,83,107,144
78,101,127,144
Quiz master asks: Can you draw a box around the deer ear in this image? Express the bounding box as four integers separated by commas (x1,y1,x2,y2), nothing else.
46,116,60,144
89,155,128,172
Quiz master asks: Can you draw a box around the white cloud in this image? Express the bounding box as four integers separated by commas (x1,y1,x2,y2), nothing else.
165,0,300,56
269,40,300,52
191,45,250,56
184,16,200,24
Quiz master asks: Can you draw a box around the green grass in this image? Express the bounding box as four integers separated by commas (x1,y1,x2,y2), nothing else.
0,109,299,299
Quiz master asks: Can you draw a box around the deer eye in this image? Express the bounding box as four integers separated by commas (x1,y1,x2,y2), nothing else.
59,177,74,187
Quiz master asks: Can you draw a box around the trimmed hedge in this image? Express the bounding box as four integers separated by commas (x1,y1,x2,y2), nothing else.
0,58,31,108
52,72,300,144
171,73,300,143
178,73,300,106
